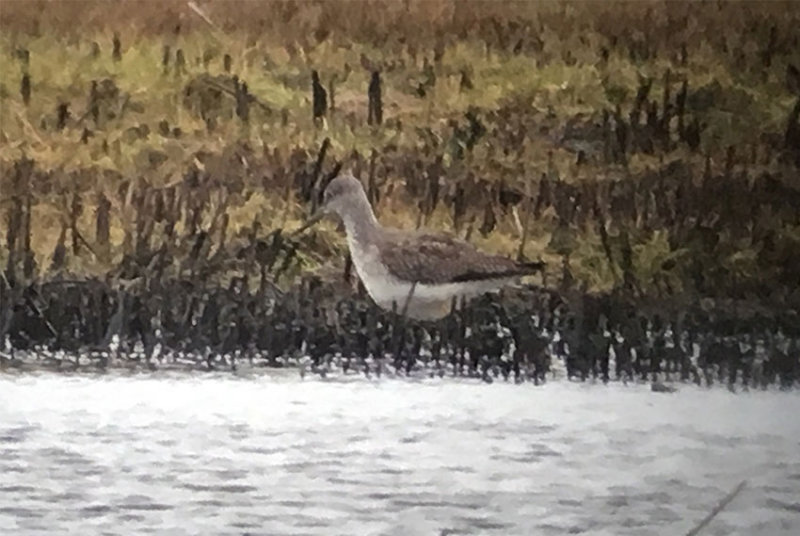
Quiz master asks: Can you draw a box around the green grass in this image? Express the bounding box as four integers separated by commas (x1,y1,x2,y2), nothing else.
1,0,799,296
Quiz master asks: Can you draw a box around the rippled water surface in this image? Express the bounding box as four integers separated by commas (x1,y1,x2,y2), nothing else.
1,372,799,535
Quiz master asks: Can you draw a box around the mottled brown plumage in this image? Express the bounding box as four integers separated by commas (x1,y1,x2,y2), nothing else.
380,229,544,285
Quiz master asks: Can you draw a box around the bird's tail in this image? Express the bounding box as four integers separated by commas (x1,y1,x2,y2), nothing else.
517,260,546,274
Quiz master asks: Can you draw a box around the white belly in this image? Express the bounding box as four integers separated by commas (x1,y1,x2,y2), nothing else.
347,235,511,320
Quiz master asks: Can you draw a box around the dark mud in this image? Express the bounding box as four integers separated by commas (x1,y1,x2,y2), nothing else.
2,268,798,389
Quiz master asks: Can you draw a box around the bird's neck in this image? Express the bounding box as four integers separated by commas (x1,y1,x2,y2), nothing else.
341,194,381,245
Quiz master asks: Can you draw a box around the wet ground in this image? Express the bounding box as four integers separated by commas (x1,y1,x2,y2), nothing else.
1,371,799,535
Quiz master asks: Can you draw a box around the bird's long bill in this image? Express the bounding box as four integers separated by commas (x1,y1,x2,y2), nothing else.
292,210,326,236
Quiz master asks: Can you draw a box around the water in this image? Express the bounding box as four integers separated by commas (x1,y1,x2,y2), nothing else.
1,372,799,536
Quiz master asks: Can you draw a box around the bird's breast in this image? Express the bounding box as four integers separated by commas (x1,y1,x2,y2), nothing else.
346,235,407,304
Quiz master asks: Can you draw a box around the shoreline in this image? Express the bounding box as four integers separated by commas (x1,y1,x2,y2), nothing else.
3,276,798,387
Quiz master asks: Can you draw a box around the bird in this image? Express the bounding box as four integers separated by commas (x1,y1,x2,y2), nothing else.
295,172,544,320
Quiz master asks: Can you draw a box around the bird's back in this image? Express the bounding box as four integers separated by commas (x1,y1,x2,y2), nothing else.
378,227,542,285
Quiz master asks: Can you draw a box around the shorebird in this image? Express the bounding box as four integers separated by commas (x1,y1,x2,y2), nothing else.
296,172,544,320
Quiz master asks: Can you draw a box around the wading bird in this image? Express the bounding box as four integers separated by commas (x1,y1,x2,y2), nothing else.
296,172,544,320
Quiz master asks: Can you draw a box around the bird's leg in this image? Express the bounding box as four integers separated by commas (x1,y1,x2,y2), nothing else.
449,295,458,316
456,295,468,376
391,282,417,373
400,282,417,319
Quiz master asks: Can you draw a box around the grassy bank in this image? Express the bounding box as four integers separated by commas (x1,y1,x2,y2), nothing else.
1,1,799,369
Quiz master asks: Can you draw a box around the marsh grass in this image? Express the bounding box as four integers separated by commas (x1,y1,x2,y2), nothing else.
1,0,799,300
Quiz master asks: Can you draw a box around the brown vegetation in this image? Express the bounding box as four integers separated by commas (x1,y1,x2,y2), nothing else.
0,1,798,382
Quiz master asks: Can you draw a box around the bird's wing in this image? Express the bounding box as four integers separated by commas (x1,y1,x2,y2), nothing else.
380,230,541,285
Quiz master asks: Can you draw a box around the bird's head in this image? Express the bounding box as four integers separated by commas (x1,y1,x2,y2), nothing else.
319,172,364,218
293,171,367,235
